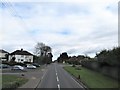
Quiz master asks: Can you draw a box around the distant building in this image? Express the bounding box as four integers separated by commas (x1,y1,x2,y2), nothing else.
9,49,33,63
0,49,9,61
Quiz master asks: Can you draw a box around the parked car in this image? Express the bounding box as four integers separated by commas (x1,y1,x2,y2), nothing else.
32,63,40,67
0,64,10,69
27,64,36,69
11,65,24,70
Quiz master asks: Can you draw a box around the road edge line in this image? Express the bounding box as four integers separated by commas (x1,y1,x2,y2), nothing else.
63,67,89,90
34,66,48,89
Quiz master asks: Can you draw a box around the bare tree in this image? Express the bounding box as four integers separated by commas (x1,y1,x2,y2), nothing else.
35,42,52,56
34,42,45,56
34,42,52,64
43,45,52,56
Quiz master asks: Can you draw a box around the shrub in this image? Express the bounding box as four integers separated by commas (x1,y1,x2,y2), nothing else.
72,64,76,67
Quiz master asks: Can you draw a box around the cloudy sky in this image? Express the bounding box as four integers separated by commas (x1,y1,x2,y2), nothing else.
0,0,118,60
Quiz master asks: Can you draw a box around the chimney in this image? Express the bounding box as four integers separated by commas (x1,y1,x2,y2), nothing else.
21,48,23,51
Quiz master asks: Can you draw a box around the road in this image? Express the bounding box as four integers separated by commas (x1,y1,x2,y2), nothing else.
36,63,85,89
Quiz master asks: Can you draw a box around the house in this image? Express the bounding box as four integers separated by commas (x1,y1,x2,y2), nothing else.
9,49,33,63
0,49,9,61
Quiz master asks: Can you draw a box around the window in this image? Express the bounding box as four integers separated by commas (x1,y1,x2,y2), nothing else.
29,59,31,62
21,59,23,61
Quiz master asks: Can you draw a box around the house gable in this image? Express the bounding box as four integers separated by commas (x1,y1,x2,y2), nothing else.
10,49,33,56
9,49,33,63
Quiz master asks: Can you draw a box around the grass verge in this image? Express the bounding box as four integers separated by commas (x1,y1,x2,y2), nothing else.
2,75,28,89
64,66,119,89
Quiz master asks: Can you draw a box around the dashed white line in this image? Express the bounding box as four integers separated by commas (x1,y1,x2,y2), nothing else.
55,67,57,73
57,76,59,82
56,72,58,76
57,84,60,90
55,65,60,90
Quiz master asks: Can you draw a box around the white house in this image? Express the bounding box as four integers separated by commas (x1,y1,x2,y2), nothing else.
0,49,9,61
9,49,33,63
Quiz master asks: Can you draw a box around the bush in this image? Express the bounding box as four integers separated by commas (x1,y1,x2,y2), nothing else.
72,64,76,67
96,47,120,67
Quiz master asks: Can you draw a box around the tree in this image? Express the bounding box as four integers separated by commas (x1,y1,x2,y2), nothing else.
57,52,69,63
46,53,53,64
34,42,52,64
96,47,120,67
34,42,45,56
43,46,52,56
34,42,52,56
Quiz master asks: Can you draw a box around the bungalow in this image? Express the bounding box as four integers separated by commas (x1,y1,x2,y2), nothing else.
0,49,9,61
9,49,33,63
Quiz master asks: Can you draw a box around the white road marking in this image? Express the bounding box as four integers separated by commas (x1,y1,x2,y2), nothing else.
55,67,57,73
71,76,83,88
62,67,83,88
55,65,60,90
56,72,58,76
41,69,47,80
57,76,59,82
57,84,60,90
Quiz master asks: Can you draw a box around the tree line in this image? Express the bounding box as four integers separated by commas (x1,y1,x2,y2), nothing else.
57,47,120,67
57,47,119,80
96,47,120,67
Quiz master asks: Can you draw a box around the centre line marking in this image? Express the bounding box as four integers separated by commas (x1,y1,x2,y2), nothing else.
57,84,60,90
56,73,58,76
57,76,59,82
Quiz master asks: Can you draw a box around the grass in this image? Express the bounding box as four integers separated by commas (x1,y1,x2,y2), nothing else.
0,74,2,89
2,75,28,89
64,66,119,88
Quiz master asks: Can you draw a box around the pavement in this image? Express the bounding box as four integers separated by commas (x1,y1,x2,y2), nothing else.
18,65,47,89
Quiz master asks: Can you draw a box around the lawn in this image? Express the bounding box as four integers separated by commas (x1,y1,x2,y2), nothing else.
0,74,2,89
64,66,119,88
2,75,28,89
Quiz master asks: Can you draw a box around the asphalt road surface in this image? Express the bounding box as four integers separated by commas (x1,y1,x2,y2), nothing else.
37,63,85,89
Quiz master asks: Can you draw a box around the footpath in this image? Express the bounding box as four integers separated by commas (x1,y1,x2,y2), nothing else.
18,65,48,89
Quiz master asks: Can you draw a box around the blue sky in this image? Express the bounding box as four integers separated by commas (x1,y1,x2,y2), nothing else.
0,0,118,60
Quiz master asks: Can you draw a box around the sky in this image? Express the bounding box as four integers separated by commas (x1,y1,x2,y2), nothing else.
0,0,119,60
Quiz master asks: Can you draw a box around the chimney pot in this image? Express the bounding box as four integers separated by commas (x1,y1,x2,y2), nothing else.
21,48,23,51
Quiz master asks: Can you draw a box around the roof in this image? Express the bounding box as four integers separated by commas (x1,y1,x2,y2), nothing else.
0,49,9,53
10,50,33,55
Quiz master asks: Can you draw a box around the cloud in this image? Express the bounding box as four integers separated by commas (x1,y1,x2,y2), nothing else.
0,0,118,60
